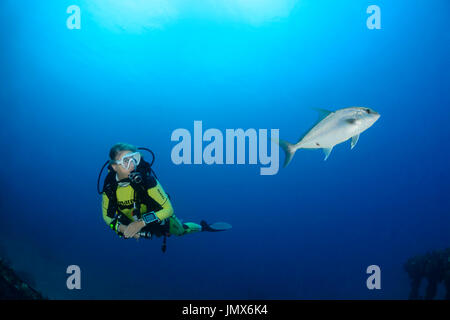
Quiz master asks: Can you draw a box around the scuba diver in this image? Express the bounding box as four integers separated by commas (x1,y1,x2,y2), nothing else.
404,247,450,300
98,143,231,252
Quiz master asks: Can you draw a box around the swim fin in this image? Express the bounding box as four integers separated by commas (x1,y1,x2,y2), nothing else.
200,220,232,232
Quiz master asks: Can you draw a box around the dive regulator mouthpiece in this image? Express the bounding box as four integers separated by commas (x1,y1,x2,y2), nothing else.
129,171,143,184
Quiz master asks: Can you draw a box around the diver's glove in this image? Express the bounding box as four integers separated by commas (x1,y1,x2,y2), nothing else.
142,211,160,225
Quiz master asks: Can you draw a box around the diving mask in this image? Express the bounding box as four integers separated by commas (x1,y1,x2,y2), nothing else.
114,152,141,170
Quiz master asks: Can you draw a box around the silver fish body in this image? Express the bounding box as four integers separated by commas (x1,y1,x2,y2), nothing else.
277,107,380,167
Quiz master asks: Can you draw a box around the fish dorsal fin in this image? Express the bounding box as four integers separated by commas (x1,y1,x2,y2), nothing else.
351,134,360,149
323,146,333,161
296,108,334,144
312,107,334,122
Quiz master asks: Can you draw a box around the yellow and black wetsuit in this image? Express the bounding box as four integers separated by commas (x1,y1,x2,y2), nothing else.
102,179,201,236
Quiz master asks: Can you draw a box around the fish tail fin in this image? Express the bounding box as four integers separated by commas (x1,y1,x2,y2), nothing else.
273,138,298,167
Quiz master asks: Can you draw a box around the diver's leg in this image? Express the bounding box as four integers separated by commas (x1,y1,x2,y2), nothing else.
168,215,202,236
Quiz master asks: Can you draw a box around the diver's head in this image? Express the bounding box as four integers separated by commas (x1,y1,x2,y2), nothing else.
109,143,141,180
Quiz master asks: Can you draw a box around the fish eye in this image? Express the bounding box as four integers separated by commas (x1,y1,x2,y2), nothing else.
365,109,371,114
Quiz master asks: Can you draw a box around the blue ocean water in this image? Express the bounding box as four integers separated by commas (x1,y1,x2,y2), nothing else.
0,0,449,299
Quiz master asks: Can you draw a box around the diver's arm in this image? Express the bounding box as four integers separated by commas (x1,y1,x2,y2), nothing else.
103,193,140,239
102,193,114,226
102,193,130,234
123,180,173,239
146,180,174,221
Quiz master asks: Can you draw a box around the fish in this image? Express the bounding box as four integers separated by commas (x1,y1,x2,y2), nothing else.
276,107,380,167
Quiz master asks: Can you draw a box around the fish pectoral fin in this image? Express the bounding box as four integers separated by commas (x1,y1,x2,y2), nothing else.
323,147,333,161
346,118,358,124
351,134,360,149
